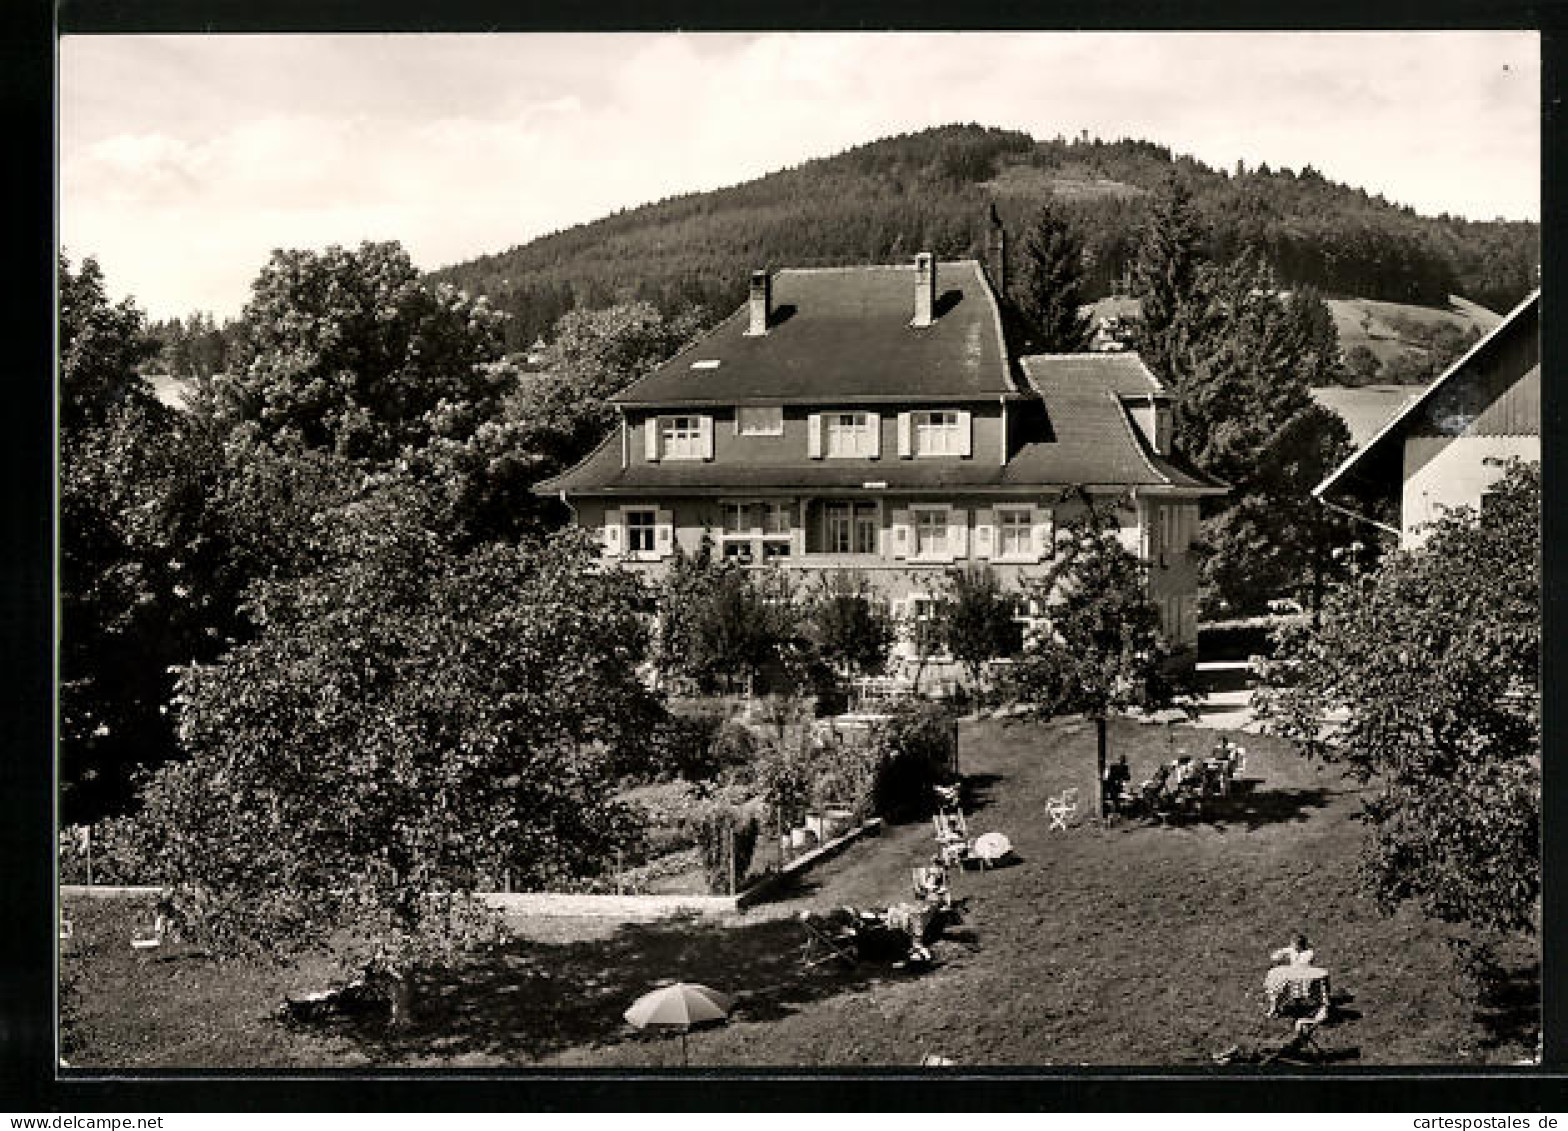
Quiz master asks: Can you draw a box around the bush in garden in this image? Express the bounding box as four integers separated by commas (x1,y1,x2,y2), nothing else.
58,816,158,885
693,804,761,895
870,702,958,821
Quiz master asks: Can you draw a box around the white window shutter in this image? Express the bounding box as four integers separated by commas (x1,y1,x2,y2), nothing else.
866,412,881,459
897,412,913,458
655,508,674,558
699,415,714,461
956,409,973,458
973,509,995,560
808,413,823,459
948,509,968,561
645,418,661,462
890,508,910,560
1031,507,1052,563
603,509,624,557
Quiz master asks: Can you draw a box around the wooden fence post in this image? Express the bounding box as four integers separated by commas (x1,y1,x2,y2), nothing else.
727,823,737,897
85,825,93,889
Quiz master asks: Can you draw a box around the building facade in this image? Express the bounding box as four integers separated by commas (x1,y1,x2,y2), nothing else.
538,253,1226,658
1315,289,1540,546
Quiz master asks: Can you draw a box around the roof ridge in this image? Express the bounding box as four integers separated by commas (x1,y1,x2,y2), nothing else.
778,258,983,276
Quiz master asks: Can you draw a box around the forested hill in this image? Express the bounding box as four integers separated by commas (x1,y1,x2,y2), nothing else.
427,124,1539,351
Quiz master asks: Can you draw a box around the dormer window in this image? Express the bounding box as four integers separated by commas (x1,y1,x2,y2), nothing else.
737,406,783,436
646,414,714,461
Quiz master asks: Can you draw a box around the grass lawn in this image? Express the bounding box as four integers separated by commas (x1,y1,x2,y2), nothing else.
60,717,1538,1069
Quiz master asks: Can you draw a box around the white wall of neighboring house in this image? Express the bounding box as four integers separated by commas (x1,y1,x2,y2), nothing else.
1401,434,1539,545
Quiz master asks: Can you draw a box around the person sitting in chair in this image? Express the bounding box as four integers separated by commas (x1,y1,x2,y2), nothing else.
1103,755,1132,807
1271,932,1315,966
916,856,951,909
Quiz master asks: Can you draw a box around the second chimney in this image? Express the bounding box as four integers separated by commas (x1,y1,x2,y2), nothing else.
911,252,936,328
746,270,772,336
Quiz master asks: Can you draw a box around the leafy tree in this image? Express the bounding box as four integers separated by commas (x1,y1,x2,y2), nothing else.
143,506,659,1013
1010,201,1092,352
1342,344,1382,386
655,542,801,694
59,254,161,433
511,300,707,476
1008,499,1185,813
212,241,513,464
803,569,897,678
939,566,1022,686
1254,460,1540,945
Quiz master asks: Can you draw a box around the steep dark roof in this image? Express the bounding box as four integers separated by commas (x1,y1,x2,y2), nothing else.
1022,351,1169,397
539,351,1224,497
1014,354,1219,491
610,259,1016,406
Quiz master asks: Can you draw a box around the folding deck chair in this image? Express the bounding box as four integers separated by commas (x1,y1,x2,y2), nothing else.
1046,787,1079,831
797,911,858,970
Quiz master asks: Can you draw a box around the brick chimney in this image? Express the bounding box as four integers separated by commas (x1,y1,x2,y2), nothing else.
984,203,1006,294
912,252,936,328
745,270,771,336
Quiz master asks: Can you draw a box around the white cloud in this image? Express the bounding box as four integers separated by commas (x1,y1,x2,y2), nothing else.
59,31,1539,319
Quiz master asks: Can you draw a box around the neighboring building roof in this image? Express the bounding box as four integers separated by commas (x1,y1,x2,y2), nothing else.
1022,351,1168,397
610,259,1017,407
1014,354,1218,491
539,351,1224,497
1314,288,1541,503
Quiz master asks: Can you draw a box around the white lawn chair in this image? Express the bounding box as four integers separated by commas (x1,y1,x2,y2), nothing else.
131,913,166,950
1046,787,1079,831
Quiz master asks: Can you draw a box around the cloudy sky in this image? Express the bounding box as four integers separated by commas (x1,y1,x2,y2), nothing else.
60,32,1539,320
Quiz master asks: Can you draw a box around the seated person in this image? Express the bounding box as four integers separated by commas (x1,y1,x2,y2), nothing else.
915,856,951,908
1270,932,1316,966
1104,755,1133,802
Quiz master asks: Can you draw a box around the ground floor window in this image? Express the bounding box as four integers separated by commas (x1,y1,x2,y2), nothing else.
722,501,793,563
625,508,657,555
825,501,878,555
912,507,948,558
997,507,1031,559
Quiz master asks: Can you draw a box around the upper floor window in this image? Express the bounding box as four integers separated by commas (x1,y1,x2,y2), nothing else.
826,412,877,458
915,410,962,456
737,406,783,436
660,416,704,459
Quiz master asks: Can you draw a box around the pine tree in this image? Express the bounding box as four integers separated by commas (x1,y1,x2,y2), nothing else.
1010,202,1092,353
1131,174,1206,383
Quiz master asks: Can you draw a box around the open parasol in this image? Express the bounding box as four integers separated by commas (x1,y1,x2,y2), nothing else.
623,982,734,1066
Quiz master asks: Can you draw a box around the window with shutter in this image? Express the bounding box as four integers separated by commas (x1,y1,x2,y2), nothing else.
995,507,1032,560
807,413,823,459
624,508,657,557
973,509,996,560
602,509,624,557
659,416,706,460
654,508,675,558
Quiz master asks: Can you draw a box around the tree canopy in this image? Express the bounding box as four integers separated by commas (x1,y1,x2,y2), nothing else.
1009,201,1092,352
147,509,658,966
1254,460,1540,939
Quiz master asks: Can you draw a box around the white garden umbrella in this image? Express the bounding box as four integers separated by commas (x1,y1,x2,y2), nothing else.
623,982,734,1066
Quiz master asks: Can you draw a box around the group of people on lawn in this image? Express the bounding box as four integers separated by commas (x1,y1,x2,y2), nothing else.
1101,736,1247,817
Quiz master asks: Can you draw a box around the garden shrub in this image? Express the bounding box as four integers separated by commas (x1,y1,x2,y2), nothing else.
870,702,958,821
692,804,761,895
58,817,157,885
642,709,727,782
